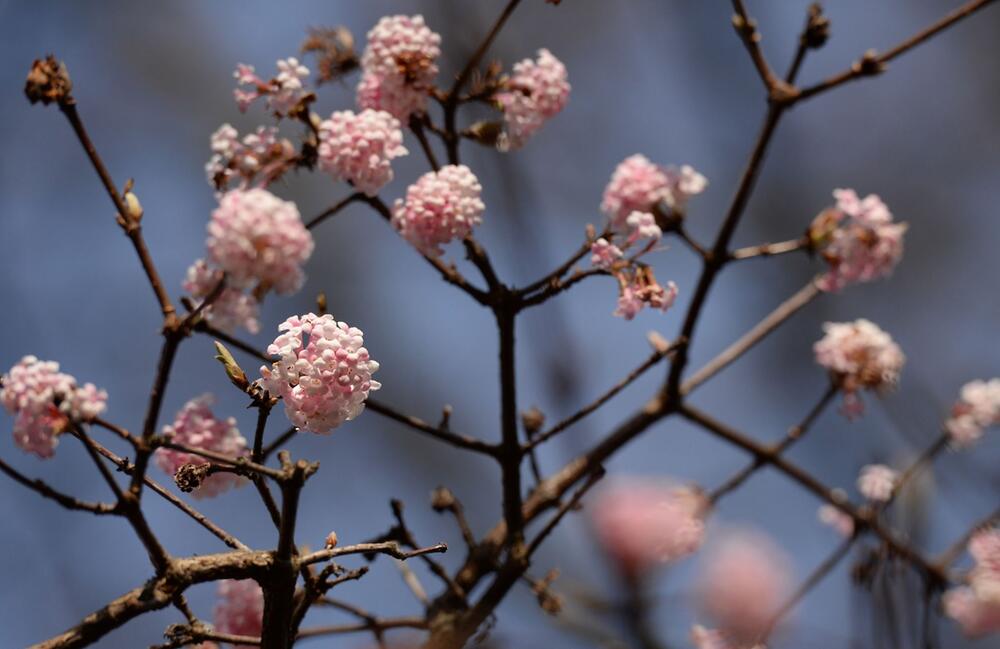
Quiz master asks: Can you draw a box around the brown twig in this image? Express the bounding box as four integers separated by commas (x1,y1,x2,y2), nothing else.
305,192,364,230
730,236,808,261
0,453,116,515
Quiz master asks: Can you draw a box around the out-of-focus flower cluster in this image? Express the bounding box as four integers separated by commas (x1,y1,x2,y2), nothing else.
1,356,107,458
154,394,248,499
392,164,485,256
205,124,297,192
857,463,898,502
234,58,312,117
602,154,707,230
495,48,570,149
945,378,1000,448
356,15,441,122
809,189,906,292
214,579,264,648
261,313,381,434
944,528,1000,637
813,319,905,418
317,109,408,196
590,478,708,576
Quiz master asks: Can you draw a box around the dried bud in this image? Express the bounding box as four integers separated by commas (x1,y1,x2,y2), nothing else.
213,341,249,391
532,568,563,616
325,531,339,549
301,26,358,85
316,291,327,315
174,462,211,493
521,407,546,436
430,486,457,512
25,55,72,106
803,3,830,49
464,120,505,147
855,50,885,76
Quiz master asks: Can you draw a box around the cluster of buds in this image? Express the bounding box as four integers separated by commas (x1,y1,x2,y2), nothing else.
234,57,313,117
494,48,570,149
601,154,707,230
391,164,485,257
0,356,107,458
205,124,297,192
813,319,905,418
856,463,898,502
944,528,1000,637
356,15,441,121
944,378,1000,448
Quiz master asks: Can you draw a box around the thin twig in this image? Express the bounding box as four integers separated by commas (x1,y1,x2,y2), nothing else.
0,453,116,515
305,192,363,230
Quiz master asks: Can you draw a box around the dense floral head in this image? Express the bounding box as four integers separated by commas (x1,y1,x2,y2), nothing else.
590,477,708,576
810,189,906,292
945,379,1000,448
696,529,793,642
601,154,707,229
214,579,263,647
206,188,313,295
944,528,1000,637
317,109,408,196
183,260,260,335
205,123,296,192
357,15,441,121
234,58,311,117
0,356,107,458
857,463,898,502
260,313,381,434
813,319,905,418
495,49,570,149
154,394,248,499
391,164,485,256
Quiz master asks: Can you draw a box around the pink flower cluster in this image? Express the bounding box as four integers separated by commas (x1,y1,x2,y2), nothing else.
690,625,766,649
601,154,707,230
234,58,311,116
183,260,260,335
391,164,485,256
945,378,1000,447
810,189,907,292
817,502,855,538
696,530,793,643
0,356,107,458
154,394,248,499
857,463,898,502
205,123,296,192
944,528,1000,637
206,188,314,295
260,314,381,434
356,15,441,121
813,319,905,418
317,109,408,195
495,49,570,149
214,579,264,647
614,266,678,320
590,478,707,576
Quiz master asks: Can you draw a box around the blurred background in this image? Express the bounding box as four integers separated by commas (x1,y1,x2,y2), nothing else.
1,1,998,647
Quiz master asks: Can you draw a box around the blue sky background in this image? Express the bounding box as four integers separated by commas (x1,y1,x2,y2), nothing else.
0,1,998,647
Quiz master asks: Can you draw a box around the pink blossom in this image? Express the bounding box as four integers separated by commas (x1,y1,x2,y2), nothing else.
601,155,707,229
317,109,408,196
214,579,263,647
356,15,441,121
625,210,662,244
154,394,248,499
260,313,381,434
495,49,570,149
696,529,793,642
690,625,766,649
614,267,677,320
817,502,855,538
1,356,107,458
945,379,1000,448
857,463,898,502
206,188,314,295
590,238,623,269
183,260,260,335
810,189,906,292
590,478,708,576
944,528,1000,637
813,319,904,418
391,164,485,256
205,123,296,192
233,58,311,117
